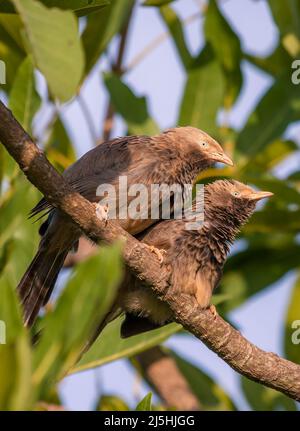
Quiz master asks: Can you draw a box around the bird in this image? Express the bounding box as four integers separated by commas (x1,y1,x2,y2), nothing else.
17,126,233,326
118,180,273,338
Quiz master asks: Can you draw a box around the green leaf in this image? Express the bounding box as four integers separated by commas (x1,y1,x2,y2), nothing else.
170,351,236,410
241,139,298,174
268,0,300,56
204,0,242,106
82,0,134,76
288,171,300,181
143,0,174,6
284,274,300,364
220,244,300,312
0,332,33,410
32,243,122,397
40,0,110,16
96,394,129,411
0,277,23,345
0,276,33,410
159,5,193,70
136,392,152,411
241,376,297,411
45,116,76,171
0,176,41,284
0,14,26,50
268,0,300,35
0,1,16,13
0,17,25,89
236,77,300,157
104,72,159,135
9,56,41,133
245,45,293,78
0,239,14,275
12,0,84,102
0,1,110,16
178,44,225,136
71,317,180,374
211,293,232,306
244,209,300,235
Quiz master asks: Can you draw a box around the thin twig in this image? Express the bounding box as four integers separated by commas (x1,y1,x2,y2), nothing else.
125,12,201,73
77,92,98,144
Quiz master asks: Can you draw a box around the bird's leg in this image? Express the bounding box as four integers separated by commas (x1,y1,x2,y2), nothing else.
93,202,109,225
147,245,166,265
209,304,218,319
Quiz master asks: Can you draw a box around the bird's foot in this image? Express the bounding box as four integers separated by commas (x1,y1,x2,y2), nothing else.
93,202,109,225
148,245,166,265
209,304,218,319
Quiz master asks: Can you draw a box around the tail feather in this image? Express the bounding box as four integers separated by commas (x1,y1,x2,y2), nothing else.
17,247,68,327
120,313,162,338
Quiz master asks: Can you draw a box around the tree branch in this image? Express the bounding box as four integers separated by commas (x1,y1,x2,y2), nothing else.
1,100,300,402
134,346,201,411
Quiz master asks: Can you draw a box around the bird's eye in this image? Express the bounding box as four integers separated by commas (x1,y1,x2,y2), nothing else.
200,141,208,148
232,191,240,197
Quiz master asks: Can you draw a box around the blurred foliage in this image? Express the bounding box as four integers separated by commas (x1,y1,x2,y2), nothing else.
0,0,300,411
241,377,297,411
104,72,159,135
96,394,130,411
0,242,122,409
170,350,236,411
32,243,122,399
45,116,77,171
9,56,41,133
204,0,242,107
72,317,180,373
285,273,300,364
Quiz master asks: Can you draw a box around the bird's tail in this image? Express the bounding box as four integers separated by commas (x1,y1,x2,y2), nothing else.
17,244,69,327
120,313,162,338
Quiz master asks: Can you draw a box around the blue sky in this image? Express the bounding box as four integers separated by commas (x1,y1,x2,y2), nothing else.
37,0,300,410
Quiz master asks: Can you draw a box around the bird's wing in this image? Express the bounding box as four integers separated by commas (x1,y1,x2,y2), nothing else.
30,135,153,218
137,219,184,250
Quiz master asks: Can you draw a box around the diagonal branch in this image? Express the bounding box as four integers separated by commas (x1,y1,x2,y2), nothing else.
1,100,300,402
134,346,201,411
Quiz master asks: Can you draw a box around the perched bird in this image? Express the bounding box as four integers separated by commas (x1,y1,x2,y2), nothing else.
118,180,273,338
17,127,232,326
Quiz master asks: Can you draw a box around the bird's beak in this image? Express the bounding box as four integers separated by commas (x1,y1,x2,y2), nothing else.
249,190,274,201
212,152,234,166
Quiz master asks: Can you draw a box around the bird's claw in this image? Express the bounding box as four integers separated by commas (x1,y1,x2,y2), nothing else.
148,245,166,265
209,304,218,319
94,202,109,225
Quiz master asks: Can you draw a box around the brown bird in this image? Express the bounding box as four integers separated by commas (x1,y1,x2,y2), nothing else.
17,127,232,326
118,180,273,338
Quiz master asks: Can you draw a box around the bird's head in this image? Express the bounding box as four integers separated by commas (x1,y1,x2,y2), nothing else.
164,126,233,167
204,179,273,226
